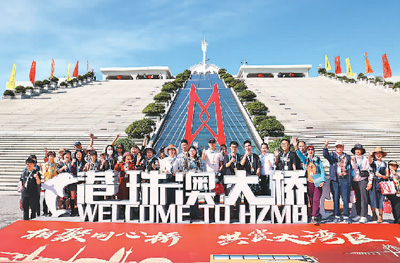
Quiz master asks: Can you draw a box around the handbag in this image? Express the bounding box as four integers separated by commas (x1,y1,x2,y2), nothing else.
379,181,396,195
359,169,370,178
383,198,392,214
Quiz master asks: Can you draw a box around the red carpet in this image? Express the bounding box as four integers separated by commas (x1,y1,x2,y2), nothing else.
0,220,399,262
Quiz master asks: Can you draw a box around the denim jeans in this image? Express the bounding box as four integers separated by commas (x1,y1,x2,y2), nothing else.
331,178,350,217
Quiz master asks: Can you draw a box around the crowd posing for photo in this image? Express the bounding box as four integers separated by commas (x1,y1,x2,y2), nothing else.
18,134,400,225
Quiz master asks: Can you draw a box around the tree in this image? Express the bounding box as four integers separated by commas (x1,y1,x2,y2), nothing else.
253,115,276,126
233,82,248,93
318,68,327,75
268,136,293,153
224,76,234,84
218,68,227,75
34,80,43,87
238,90,256,102
246,101,268,116
161,82,177,93
125,119,155,139
142,103,165,116
15,86,25,94
153,91,171,102
256,118,285,137
114,138,136,151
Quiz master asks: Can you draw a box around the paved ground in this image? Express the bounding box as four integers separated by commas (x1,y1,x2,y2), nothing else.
0,192,22,229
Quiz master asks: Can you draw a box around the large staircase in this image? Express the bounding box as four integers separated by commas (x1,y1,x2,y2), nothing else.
0,79,165,190
245,77,400,159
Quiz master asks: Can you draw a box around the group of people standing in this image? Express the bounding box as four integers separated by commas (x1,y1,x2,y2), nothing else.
18,135,400,225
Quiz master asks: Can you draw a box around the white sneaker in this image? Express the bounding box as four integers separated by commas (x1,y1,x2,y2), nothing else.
359,217,367,224
352,216,361,222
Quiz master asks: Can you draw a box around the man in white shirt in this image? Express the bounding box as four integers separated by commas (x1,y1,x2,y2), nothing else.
202,138,224,203
259,143,275,195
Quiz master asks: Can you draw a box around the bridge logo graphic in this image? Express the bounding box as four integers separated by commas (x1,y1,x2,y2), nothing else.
184,83,226,146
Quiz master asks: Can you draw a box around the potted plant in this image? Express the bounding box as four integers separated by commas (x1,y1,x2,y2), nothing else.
66,80,73,88
384,81,394,89
245,101,268,116
14,85,26,99
25,86,33,96
50,76,59,89
72,78,79,87
42,79,50,92
233,82,248,93
154,91,171,107
34,80,43,94
2,90,15,99
60,81,67,88
125,118,155,139
78,75,85,85
238,90,257,103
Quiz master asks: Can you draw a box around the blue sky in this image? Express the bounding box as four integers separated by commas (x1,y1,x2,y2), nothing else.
1,0,399,94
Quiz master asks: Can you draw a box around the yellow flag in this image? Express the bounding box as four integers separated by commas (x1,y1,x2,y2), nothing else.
67,63,71,81
325,55,332,71
6,64,16,90
346,57,354,77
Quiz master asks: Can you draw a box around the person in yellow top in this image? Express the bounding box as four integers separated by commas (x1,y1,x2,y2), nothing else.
292,137,326,225
41,151,58,216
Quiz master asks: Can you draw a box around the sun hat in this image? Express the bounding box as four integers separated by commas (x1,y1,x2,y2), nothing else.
334,141,344,147
372,147,387,158
351,143,366,155
388,160,398,167
164,144,179,156
209,138,216,143
144,147,156,155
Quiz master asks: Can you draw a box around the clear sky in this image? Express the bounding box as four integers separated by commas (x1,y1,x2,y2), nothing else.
1,0,399,94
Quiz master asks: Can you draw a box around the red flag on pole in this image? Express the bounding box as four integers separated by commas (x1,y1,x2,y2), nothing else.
29,61,36,85
382,53,392,78
335,56,342,74
73,61,79,77
50,59,55,79
87,60,89,73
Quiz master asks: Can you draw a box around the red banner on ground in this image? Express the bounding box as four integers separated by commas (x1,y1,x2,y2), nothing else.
0,220,399,262
335,56,341,74
29,61,36,85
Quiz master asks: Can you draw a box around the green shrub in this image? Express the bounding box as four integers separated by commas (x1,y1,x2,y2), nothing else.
77,75,84,81
161,82,178,93
393,82,400,89
345,79,356,83
218,68,227,75
142,103,165,116
15,86,25,94
60,82,67,86
318,68,327,75
233,82,248,93
153,91,171,102
42,79,50,85
113,138,136,151
384,81,393,86
50,76,59,83
246,101,268,115
327,72,336,78
3,90,15,97
238,90,256,102
125,119,155,139
253,115,276,126
357,73,365,79
224,76,234,84
25,86,33,91
34,80,43,87
256,118,285,137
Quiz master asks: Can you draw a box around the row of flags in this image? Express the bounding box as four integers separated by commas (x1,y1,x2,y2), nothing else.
7,60,89,90
325,53,392,78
